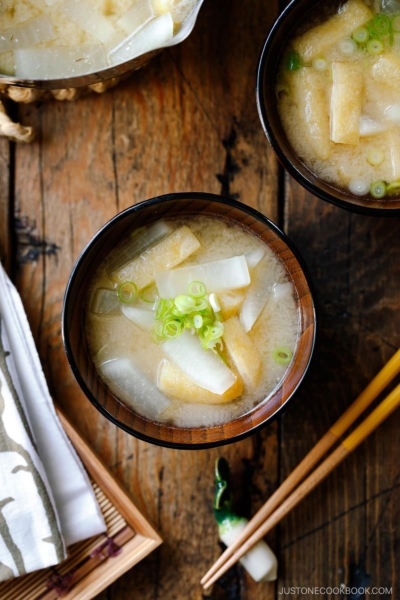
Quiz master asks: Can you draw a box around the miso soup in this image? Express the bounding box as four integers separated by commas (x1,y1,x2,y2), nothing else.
276,0,400,201
85,217,299,428
0,0,198,79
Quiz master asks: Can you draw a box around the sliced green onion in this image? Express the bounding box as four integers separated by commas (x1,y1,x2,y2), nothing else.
287,52,301,71
339,38,357,54
386,181,400,194
272,346,293,365
352,26,369,44
162,320,182,339
188,281,206,298
140,284,157,303
367,149,384,166
312,57,328,71
117,281,138,304
370,181,386,199
392,14,400,33
193,314,203,329
372,13,391,36
175,294,196,313
367,39,384,54
209,292,221,313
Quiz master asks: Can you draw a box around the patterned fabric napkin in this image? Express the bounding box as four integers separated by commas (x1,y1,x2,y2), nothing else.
0,264,106,583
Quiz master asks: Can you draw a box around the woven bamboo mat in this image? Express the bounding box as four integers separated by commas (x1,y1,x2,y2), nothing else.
0,408,162,600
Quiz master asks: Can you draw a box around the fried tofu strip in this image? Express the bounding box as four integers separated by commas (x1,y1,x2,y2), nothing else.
158,360,243,404
330,62,363,145
371,54,400,89
288,68,332,160
112,226,200,287
292,0,373,62
219,290,245,320
223,317,262,388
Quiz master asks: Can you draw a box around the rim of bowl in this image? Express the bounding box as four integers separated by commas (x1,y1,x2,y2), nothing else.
62,192,318,449
256,0,400,217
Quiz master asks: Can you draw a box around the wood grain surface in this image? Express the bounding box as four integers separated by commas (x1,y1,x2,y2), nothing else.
0,0,399,599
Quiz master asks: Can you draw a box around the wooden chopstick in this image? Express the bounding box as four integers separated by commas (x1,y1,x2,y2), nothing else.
203,381,400,589
201,349,400,588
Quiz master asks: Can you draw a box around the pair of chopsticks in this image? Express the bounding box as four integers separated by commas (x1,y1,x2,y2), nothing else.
201,348,400,589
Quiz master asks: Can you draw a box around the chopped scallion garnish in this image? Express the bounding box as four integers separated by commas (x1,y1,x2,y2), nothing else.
272,347,293,365
339,38,357,54
367,39,384,54
117,281,138,304
188,280,206,298
140,284,158,303
367,149,384,166
312,57,328,71
386,181,400,194
287,52,301,71
352,26,369,44
370,181,386,199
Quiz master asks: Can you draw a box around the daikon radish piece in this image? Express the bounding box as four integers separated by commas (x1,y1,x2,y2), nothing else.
157,360,243,404
121,306,155,331
117,1,154,35
0,15,56,53
107,221,174,275
91,288,121,315
112,226,200,288
223,317,262,388
359,115,387,137
384,103,400,126
100,358,170,416
108,13,174,65
60,0,117,44
245,248,266,269
240,257,271,333
288,69,332,160
155,256,250,298
371,54,400,89
163,330,237,395
389,131,400,178
330,62,363,145
292,0,373,61
219,517,278,582
170,0,197,22
14,45,107,79
219,290,245,320
272,282,294,301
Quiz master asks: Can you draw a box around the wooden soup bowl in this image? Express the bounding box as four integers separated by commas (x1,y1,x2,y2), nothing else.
256,0,400,216
62,193,317,449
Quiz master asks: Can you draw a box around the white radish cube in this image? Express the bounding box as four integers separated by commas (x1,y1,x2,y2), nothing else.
0,15,56,53
163,330,237,395
14,45,107,79
117,0,154,35
60,0,118,44
245,248,266,269
108,13,174,65
100,358,170,417
359,115,387,137
155,255,250,298
91,288,121,315
107,221,173,275
121,306,155,331
240,257,271,333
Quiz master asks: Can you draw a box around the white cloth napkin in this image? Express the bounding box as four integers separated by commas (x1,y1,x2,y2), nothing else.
0,264,106,582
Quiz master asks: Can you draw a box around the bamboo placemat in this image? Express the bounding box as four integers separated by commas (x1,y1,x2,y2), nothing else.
0,408,162,600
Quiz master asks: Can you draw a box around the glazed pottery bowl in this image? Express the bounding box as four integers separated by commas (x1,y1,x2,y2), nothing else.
0,0,204,90
62,192,317,449
256,0,400,216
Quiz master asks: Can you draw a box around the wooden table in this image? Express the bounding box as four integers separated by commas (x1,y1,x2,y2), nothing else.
1,1,399,598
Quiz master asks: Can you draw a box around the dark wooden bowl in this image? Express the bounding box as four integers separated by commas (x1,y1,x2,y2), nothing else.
62,193,317,448
256,0,400,216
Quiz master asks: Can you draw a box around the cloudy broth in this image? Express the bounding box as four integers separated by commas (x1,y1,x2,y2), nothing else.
85,217,299,429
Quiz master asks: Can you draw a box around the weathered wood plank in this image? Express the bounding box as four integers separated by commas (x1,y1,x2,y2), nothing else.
11,1,282,600
0,136,11,273
280,178,400,597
